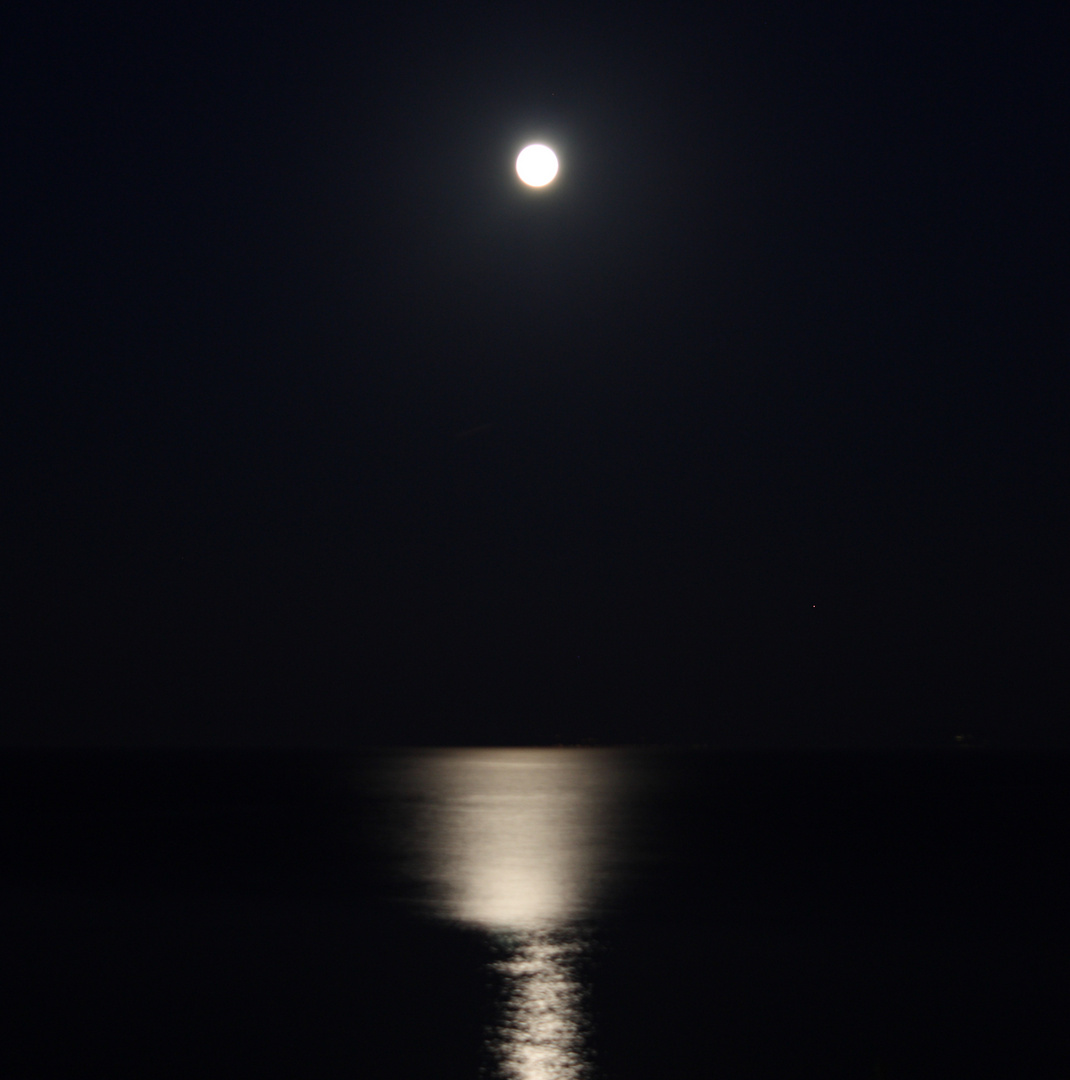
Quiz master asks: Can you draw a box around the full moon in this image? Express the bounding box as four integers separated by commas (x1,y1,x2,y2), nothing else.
516,144,559,187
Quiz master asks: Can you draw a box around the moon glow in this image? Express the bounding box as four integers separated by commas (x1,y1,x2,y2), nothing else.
516,144,559,187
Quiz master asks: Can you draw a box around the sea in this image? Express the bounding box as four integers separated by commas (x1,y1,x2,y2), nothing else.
2,748,1066,1079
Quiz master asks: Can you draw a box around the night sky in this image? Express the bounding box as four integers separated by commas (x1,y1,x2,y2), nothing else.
5,2,1067,747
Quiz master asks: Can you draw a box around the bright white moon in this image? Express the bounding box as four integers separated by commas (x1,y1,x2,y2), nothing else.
516,144,558,187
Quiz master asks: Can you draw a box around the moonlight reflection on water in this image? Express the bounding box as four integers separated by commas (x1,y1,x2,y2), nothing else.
396,749,633,1080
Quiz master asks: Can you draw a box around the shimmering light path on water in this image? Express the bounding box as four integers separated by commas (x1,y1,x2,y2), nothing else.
492,932,587,1080
395,748,634,1080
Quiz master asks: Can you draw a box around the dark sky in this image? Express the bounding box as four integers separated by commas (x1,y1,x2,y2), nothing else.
5,1,1067,747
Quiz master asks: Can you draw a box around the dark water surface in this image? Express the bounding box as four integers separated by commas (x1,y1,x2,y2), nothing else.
2,749,1067,1078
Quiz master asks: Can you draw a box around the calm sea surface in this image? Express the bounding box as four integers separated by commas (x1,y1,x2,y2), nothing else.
2,749,1067,1078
